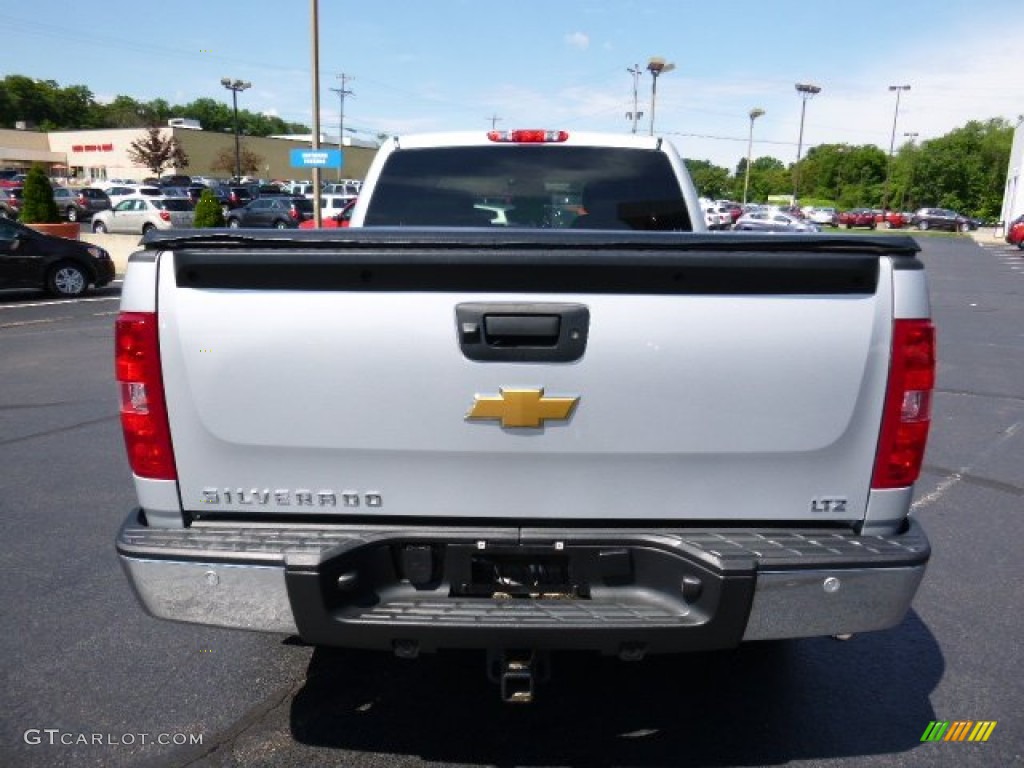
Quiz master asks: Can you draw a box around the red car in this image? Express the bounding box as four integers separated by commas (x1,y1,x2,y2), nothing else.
875,210,905,229
1005,215,1024,249
298,198,356,229
0,186,23,218
838,209,877,229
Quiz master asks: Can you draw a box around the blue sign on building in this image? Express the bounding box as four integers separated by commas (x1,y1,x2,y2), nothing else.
289,148,343,168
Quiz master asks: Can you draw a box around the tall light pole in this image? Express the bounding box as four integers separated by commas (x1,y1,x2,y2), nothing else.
329,73,354,182
220,78,251,181
882,84,911,217
793,82,821,204
743,107,765,205
647,57,675,136
626,64,644,134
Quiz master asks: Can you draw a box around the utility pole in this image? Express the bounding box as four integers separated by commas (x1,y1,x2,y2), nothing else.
329,73,354,182
487,114,502,130
626,65,643,134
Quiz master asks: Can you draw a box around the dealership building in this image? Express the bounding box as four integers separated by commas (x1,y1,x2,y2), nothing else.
0,124,376,185
1000,120,1023,229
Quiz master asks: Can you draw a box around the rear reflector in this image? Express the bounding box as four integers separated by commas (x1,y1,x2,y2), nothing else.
871,319,935,489
487,130,569,143
115,312,177,480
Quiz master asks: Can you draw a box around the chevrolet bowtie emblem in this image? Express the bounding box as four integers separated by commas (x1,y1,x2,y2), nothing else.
466,388,580,428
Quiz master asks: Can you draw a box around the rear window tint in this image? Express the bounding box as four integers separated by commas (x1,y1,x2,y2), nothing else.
153,199,194,211
364,145,691,230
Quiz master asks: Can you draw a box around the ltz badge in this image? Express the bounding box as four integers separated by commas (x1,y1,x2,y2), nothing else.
466,388,580,429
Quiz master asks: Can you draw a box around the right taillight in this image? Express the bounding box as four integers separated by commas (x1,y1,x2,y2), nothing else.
115,312,177,480
872,319,935,489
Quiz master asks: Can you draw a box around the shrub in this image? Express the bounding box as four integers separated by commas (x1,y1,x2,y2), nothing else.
193,188,225,228
20,165,60,224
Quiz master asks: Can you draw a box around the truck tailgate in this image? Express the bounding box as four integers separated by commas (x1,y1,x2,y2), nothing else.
155,232,903,524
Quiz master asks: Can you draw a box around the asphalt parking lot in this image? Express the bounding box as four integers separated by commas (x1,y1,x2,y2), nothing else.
0,233,1020,767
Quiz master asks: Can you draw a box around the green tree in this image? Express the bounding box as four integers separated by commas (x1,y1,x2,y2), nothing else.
210,145,264,178
686,159,731,200
20,165,60,224
908,119,1012,218
126,127,190,178
193,188,225,228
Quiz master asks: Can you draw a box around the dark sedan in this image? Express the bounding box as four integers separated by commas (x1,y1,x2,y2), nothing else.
911,207,976,233
224,197,314,228
0,217,115,297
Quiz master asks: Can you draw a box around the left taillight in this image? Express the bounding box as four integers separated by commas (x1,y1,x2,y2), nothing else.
159,210,171,222
871,319,936,489
115,312,177,480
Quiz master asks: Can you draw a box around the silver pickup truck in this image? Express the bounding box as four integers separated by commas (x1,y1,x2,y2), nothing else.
116,130,934,701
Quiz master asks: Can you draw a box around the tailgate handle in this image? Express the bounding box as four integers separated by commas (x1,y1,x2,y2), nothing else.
456,303,589,363
484,315,560,346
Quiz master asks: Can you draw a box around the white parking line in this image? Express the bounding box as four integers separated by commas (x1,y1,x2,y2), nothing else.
0,317,69,329
0,296,120,310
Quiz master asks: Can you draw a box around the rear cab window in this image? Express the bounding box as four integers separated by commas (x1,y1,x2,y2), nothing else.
363,145,692,230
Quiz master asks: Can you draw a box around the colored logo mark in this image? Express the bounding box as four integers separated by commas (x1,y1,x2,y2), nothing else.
921,721,997,742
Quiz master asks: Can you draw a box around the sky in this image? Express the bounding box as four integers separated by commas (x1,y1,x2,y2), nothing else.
3,0,1023,171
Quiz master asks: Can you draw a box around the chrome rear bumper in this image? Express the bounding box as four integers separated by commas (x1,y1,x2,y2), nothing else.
118,510,929,650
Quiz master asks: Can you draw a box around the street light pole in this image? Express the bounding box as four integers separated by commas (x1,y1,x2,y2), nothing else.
646,57,675,137
220,78,251,181
743,107,765,205
792,82,821,204
882,84,911,218
626,65,644,134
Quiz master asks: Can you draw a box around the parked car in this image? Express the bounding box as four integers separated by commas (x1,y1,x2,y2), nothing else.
187,185,229,209
288,183,316,198
804,206,839,227
323,182,361,197
0,171,27,188
0,216,115,296
105,185,163,207
0,187,23,218
1005,215,1024,249
838,208,877,229
225,197,314,228
874,209,906,229
215,185,253,211
50,187,81,221
299,197,356,228
91,196,195,234
159,174,193,188
910,207,976,233
67,188,112,222
319,194,357,217
733,210,821,232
